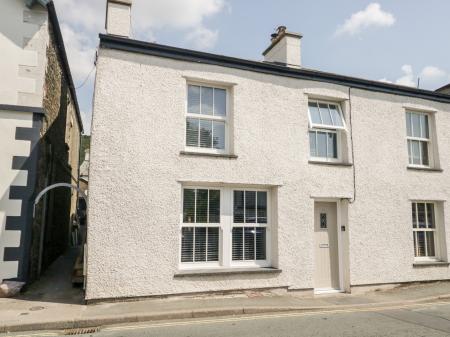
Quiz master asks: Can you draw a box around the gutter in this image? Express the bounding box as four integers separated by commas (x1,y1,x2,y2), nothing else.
99,33,450,104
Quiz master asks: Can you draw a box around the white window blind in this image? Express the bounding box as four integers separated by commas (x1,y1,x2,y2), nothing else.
412,202,437,259
406,112,430,166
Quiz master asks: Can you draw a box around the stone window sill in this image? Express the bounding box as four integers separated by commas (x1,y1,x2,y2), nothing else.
308,160,353,167
180,151,238,159
407,166,443,172
174,267,281,277
413,261,449,267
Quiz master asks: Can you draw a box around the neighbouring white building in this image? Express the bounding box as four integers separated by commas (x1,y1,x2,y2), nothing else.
87,0,450,301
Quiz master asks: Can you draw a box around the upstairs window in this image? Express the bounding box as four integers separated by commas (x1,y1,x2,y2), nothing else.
308,101,346,161
406,111,431,167
186,84,228,153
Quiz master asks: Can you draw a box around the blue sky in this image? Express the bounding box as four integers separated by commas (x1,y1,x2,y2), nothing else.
54,0,450,134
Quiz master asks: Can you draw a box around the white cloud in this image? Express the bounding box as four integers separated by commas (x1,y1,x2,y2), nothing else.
378,78,393,84
185,26,218,50
396,64,415,87
335,3,395,36
420,66,447,81
380,65,449,89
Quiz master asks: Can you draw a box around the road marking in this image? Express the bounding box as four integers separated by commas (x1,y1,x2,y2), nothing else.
103,300,450,333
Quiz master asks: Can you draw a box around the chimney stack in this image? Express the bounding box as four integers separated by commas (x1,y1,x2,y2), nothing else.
263,26,302,68
106,0,132,37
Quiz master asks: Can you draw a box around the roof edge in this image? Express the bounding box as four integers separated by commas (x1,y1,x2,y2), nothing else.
99,34,450,104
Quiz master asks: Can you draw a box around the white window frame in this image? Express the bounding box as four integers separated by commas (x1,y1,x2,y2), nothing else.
406,111,433,168
185,82,230,155
307,100,346,163
179,186,271,269
412,201,439,262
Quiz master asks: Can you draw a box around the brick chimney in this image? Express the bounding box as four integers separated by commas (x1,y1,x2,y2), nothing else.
106,0,132,37
263,26,302,68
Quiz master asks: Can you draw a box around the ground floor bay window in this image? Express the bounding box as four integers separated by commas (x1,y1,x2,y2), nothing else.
180,186,271,269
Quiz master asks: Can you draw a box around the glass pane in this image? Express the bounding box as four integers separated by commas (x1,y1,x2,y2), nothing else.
196,189,208,223
214,88,226,116
420,114,429,139
407,140,412,164
187,85,200,114
426,232,435,257
209,190,220,223
232,227,243,260
186,118,199,147
244,227,255,260
199,119,212,148
317,132,327,158
245,191,256,223
416,231,426,257
181,227,194,262
207,227,219,261
309,131,316,157
183,189,195,223
308,102,321,124
411,140,421,165
319,103,333,125
201,86,213,115
194,227,206,262
255,228,266,260
426,203,435,228
329,105,343,127
412,203,417,228
406,112,412,137
327,133,337,158
213,121,225,150
421,141,429,166
411,113,421,138
417,203,426,228
414,232,417,256
257,191,267,223
233,191,244,223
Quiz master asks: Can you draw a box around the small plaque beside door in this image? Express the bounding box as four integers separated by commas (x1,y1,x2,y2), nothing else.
319,243,329,248
320,213,327,229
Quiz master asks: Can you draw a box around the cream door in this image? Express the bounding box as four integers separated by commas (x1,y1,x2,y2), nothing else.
314,202,340,290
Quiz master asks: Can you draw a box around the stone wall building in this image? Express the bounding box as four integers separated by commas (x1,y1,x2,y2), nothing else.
87,0,450,300
0,0,83,284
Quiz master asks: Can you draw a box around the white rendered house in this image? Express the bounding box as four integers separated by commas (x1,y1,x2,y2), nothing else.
86,0,450,300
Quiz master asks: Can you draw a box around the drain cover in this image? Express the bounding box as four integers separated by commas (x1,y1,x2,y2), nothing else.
63,327,100,335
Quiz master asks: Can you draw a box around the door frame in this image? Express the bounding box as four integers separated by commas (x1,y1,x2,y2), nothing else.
313,198,345,294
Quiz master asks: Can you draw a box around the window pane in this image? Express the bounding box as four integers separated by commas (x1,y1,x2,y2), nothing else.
245,191,256,223
186,118,199,147
255,228,266,260
196,189,208,223
327,133,337,158
412,203,417,228
426,203,435,228
317,132,327,158
233,191,245,223
406,112,412,137
420,114,429,139
207,227,219,261
309,131,316,157
181,227,194,262
319,103,333,125
214,88,226,116
187,85,200,114
194,227,207,262
183,189,195,223
426,232,435,257
411,140,421,165
212,121,225,150
199,119,212,148
232,227,243,260
244,227,255,260
416,231,426,257
209,190,220,223
308,102,321,124
329,105,343,127
421,141,429,166
257,191,267,223
411,113,421,138
407,140,412,164
201,86,213,115
417,203,426,228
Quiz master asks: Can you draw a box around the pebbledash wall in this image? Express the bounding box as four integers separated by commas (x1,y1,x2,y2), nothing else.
86,39,450,300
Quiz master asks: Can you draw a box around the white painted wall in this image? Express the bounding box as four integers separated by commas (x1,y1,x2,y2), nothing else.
87,48,450,300
0,110,34,281
0,0,48,106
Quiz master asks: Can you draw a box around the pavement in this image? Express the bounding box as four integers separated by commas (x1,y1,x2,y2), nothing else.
2,251,450,334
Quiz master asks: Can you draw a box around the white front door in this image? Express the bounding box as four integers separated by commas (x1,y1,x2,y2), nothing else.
314,202,340,292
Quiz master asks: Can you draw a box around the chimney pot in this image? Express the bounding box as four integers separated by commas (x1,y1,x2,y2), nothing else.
263,26,302,68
